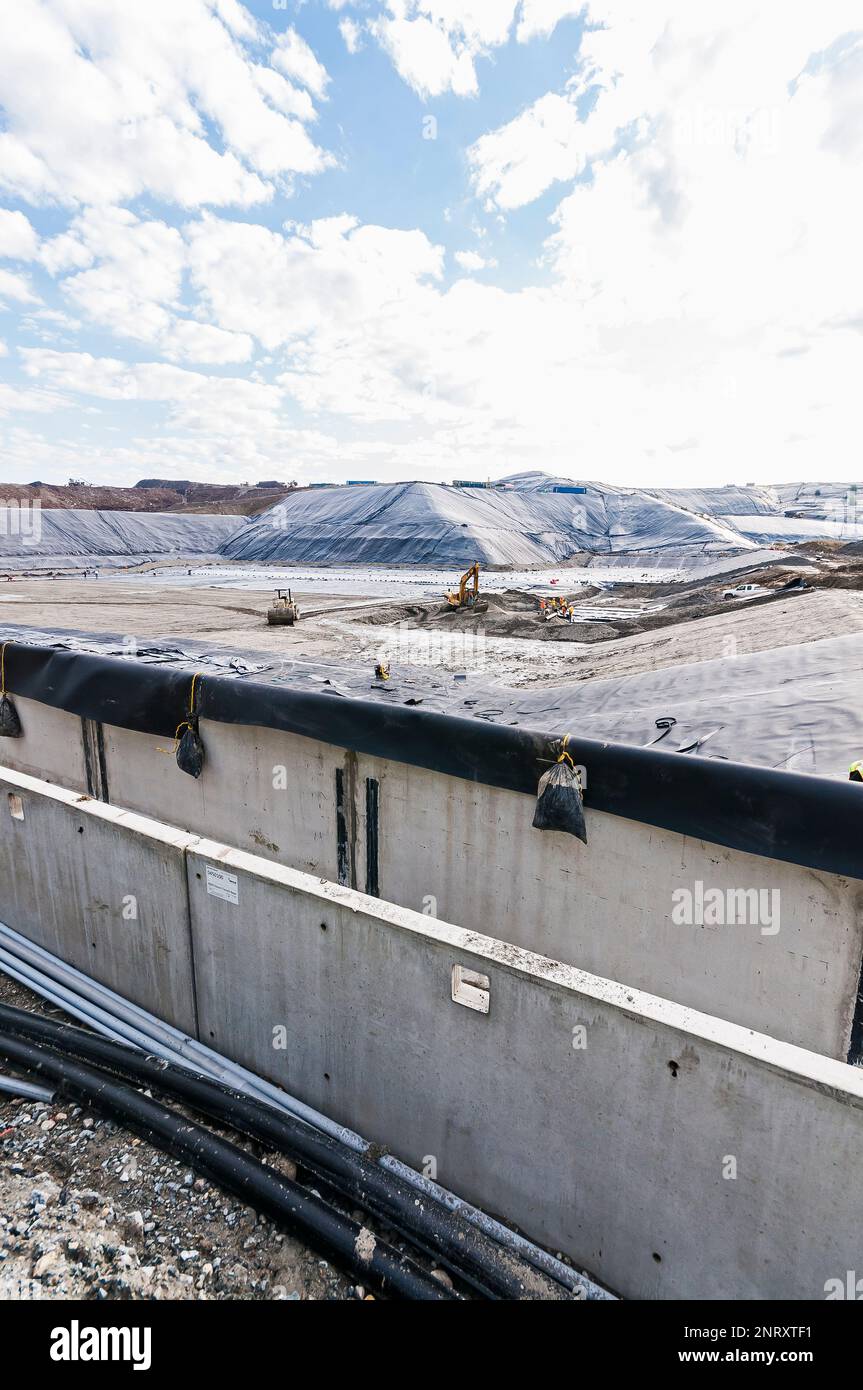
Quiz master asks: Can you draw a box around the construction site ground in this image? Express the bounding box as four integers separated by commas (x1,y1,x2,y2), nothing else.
1,550,863,688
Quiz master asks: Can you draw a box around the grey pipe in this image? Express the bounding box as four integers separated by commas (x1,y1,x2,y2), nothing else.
0,1072,54,1102
0,921,613,1299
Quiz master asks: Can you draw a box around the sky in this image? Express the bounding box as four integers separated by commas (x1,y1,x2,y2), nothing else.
0,1,861,490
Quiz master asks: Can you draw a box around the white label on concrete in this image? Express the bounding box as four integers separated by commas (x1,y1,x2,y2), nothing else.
206,866,239,905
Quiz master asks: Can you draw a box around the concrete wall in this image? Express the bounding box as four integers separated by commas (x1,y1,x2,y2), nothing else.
3,696,862,1059
2,762,863,1300
0,767,197,1033
3,696,87,791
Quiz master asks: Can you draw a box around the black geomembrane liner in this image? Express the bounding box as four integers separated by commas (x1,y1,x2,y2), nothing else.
1,635,861,882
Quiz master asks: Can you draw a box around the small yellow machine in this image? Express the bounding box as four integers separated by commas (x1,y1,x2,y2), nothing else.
444,561,486,611
266,588,300,625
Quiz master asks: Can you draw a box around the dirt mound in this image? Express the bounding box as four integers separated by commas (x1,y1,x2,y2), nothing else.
352,590,617,642
0,482,294,517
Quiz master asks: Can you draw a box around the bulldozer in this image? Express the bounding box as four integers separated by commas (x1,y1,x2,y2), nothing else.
444,561,487,612
266,588,300,626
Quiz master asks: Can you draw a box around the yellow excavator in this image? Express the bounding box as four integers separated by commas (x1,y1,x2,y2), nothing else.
444,561,487,611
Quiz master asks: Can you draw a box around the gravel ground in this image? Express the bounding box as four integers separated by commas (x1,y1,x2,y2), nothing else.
0,973,359,1302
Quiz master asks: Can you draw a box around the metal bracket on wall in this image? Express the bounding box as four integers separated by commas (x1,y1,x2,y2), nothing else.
451,964,490,1014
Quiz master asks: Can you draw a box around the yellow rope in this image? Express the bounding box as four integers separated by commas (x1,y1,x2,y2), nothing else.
158,672,202,754
556,732,575,770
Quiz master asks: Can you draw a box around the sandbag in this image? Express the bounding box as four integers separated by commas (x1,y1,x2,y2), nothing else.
532,758,587,843
0,694,21,738
176,722,204,778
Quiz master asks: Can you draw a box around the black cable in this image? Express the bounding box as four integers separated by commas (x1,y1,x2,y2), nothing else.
0,1002,568,1300
0,1028,453,1301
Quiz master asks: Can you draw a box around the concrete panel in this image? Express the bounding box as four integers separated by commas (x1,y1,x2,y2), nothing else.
99,721,351,885
5,702,861,1057
0,695,87,791
0,767,198,1033
2,762,861,1299
184,837,863,1300
366,757,863,1059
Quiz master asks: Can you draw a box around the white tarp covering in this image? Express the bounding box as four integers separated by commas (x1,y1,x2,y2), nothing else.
4,475,861,566
644,485,778,516
219,479,755,567
0,509,247,559
725,515,863,543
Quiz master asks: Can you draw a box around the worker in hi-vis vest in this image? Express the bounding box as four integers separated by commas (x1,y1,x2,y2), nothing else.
850,761,863,782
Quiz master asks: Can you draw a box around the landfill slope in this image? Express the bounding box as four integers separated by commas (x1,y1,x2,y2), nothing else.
219,479,753,567
643,484,779,516
500,630,863,779
774,480,861,517
0,509,247,559
722,514,863,543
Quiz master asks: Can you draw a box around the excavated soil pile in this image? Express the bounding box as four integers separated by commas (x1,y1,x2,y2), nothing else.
351,589,618,642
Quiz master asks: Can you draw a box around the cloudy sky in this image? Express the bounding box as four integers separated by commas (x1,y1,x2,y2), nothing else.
0,1,861,489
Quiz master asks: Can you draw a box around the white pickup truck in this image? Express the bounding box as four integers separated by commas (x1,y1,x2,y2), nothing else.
722,582,764,600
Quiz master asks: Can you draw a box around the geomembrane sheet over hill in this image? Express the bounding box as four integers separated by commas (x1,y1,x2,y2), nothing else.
0,509,247,559
219,479,753,567
5,474,863,565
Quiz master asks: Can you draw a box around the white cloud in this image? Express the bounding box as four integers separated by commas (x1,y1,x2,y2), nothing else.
162,320,255,366
371,12,477,97
185,213,444,353
469,93,598,210
251,64,317,124
36,207,254,364
0,268,39,305
0,209,39,259
6,344,354,482
471,2,863,211
20,347,281,432
454,249,496,271
38,229,97,277
515,1,585,42
0,0,334,209
369,2,520,97
18,307,83,345
457,5,862,478
364,1,589,95
0,382,68,416
3,1,862,489
272,28,330,99
175,164,861,481
339,18,364,54
51,207,184,341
